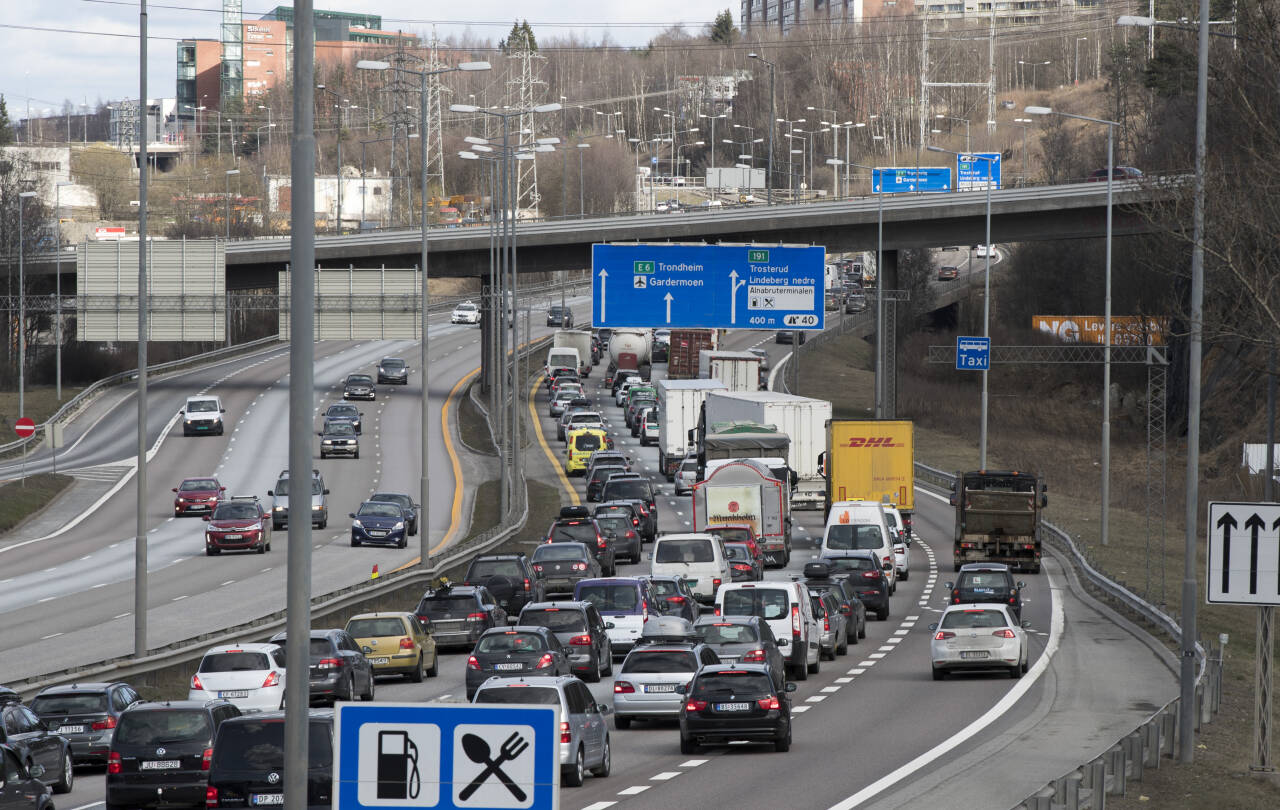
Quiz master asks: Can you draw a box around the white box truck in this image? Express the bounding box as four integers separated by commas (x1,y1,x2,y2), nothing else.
656,379,727,480
704,390,833,510
697,350,763,392
551,329,593,377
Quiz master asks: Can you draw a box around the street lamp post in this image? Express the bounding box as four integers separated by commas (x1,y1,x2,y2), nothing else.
318,85,342,232
748,53,776,205
1018,60,1052,89
16,191,37,418
224,169,239,240
1025,106,1117,546
257,104,273,150
360,59,492,565
935,114,971,151
699,113,727,170
54,181,72,400
929,146,996,465
577,142,591,217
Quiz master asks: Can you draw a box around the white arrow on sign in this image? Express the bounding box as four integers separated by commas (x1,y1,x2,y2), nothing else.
664,292,673,324
597,268,608,322
728,269,746,324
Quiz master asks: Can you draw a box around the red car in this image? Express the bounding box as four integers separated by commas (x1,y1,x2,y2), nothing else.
203,496,272,555
172,476,225,516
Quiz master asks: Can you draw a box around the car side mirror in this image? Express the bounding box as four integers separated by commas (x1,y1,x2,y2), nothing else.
776,638,789,647
1017,581,1026,589
598,703,612,715
172,487,179,492
605,622,616,630
220,408,226,413
348,513,356,519
784,682,798,693
928,623,938,631
1022,620,1032,628
323,489,331,495
943,582,953,590
267,490,275,496
647,553,653,561
882,563,892,572
359,412,364,417
1040,495,1049,508
317,431,324,436
675,684,687,695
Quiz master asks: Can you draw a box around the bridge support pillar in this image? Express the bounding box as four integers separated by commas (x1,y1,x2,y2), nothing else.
876,249,900,419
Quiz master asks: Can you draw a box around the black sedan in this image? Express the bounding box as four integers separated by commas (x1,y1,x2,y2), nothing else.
376,356,409,385
0,703,74,794
349,501,408,548
369,492,419,536
678,664,796,754
342,373,376,401
464,626,571,699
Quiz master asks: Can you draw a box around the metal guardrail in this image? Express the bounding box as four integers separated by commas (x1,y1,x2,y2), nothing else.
913,462,1219,808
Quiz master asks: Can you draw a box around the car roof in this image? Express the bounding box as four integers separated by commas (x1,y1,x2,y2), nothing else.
423,585,482,596
475,675,578,691
533,541,590,553
480,625,552,637
942,602,1015,615
35,682,126,695
521,600,590,613
693,614,761,627
268,629,340,640
472,553,528,562
958,563,1010,572
125,699,230,712
575,577,645,587
204,642,280,654
696,663,773,677
823,550,880,561
222,708,333,724
347,611,415,622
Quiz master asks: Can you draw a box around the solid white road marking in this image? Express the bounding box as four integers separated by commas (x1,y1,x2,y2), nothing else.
41,633,64,640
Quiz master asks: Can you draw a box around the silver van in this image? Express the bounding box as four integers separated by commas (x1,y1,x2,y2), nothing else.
267,469,329,530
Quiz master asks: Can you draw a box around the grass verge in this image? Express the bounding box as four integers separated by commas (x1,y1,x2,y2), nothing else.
458,383,497,456
0,473,74,535
0,387,86,429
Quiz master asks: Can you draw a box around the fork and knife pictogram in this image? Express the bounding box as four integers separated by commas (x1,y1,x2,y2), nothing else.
459,731,529,801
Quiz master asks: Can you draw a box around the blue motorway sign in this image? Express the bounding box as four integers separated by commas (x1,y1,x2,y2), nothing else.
334,702,560,809
956,152,1002,191
592,243,826,330
956,336,991,371
872,167,951,193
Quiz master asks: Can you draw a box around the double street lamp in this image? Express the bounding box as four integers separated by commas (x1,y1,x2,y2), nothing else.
747,53,776,205
16,191,37,418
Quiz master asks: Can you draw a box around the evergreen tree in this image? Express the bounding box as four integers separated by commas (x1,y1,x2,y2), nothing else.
500,19,538,52
708,10,738,45
0,95,14,145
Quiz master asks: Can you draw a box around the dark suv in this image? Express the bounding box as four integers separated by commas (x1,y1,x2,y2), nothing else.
947,563,1025,620
463,554,546,614
599,475,657,523
803,562,866,646
30,681,141,766
105,699,241,810
206,710,332,809
267,629,375,706
414,583,507,649
0,743,54,810
518,601,614,682
547,305,574,327
545,507,616,576
822,552,891,621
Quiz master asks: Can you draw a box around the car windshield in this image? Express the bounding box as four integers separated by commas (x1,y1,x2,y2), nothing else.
572,433,604,451
532,544,589,562
326,423,356,437
550,523,597,543
655,538,713,564
370,494,412,510
346,618,407,637
940,609,1010,629
680,461,697,472
274,478,324,495
622,650,698,673
31,693,109,714
265,638,334,658
595,517,630,537
825,556,877,574
210,721,331,770
380,359,406,368
476,632,546,653
696,623,760,644
721,588,790,621
603,481,652,502
456,304,477,312
468,560,524,579
418,595,478,615
179,479,218,492
693,672,773,697
825,524,884,551
116,710,212,745
327,406,358,418
590,467,627,485
647,580,679,598
569,414,601,425
347,375,373,385
357,503,402,518
212,502,259,520
519,609,587,633
199,651,270,672
474,687,561,705
577,584,639,612
187,400,218,413
710,528,750,543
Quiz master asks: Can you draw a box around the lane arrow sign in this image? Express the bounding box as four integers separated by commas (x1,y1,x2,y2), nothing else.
597,268,608,322
728,269,746,324
1217,511,1237,594
664,292,673,324
1247,513,1266,594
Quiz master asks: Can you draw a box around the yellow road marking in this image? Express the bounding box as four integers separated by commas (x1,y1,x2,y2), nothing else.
530,374,579,505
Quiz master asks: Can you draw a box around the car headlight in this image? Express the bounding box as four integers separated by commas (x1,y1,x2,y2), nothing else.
322,439,333,445
313,504,323,511
177,497,186,503
274,506,285,512
394,521,404,530
352,519,363,529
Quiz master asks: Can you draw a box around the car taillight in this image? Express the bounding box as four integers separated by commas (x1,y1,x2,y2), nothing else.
92,715,118,731
205,786,218,807
570,634,593,646
791,605,801,634
903,515,913,532
713,606,721,616
262,671,281,688
742,649,766,663
572,563,587,571
632,518,639,526
993,629,1017,639
467,655,480,670
732,563,753,572
684,699,708,712
535,653,555,669
667,596,685,604
416,615,430,625
108,752,122,774
614,681,636,694
862,571,880,580
191,674,205,691
934,631,956,640
202,747,213,771
400,637,415,649
467,612,487,621
756,696,781,711
560,721,571,744
597,534,607,549
524,578,532,592
712,578,722,592
626,530,637,540
824,614,831,632
532,564,544,573
317,658,341,670
840,604,852,616
883,555,893,567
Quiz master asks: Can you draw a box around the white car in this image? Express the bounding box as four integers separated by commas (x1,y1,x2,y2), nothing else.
883,506,910,581
451,301,481,324
973,244,996,258
615,378,643,407
929,603,1030,680
674,457,698,495
188,642,286,712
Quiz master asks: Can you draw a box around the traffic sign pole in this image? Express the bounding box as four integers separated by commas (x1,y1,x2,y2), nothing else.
14,417,35,487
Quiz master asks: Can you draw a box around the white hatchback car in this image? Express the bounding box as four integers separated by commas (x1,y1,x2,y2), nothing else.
929,604,1030,680
187,642,287,713
674,457,698,495
451,301,481,324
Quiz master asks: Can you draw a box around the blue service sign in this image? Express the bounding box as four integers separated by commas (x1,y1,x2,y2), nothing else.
956,152,1002,191
956,336,991,371
872,167,951,193
592,243,826,330
334,702,560,809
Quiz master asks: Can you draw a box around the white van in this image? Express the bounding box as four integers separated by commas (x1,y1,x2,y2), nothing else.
716,581,821,680
546,347,580,378
821,501,897,593
182,395,226,436
649,533,731,604
883,505,910,581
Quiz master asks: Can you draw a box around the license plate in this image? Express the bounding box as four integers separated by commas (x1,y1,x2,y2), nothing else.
224,534,243,540
369,530,387,537
219,690,250,699
972,587,995,594
141,760,181,770
56,725,85,734
715,702,750,711
494,663,523,671
369,657,390,665
960,651,989,660
645,684,677,693
251,794,284,806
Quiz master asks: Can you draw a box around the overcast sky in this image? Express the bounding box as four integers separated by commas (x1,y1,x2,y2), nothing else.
1,0,735,119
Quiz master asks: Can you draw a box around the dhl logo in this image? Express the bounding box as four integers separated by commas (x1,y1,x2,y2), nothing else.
845,436,903,448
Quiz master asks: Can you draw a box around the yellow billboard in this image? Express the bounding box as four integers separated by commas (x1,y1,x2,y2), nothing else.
1033,316,1166,346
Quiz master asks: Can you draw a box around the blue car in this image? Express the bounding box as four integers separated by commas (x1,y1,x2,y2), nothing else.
349,501,408,548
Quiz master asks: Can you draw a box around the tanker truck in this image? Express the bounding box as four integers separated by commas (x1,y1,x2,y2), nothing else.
606,328,653,387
